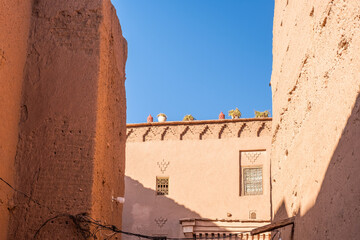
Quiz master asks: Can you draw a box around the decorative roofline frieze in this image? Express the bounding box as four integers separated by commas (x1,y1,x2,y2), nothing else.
126,118,272,142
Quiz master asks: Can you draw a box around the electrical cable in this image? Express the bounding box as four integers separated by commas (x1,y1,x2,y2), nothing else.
1,176,266,240
0,177,42,206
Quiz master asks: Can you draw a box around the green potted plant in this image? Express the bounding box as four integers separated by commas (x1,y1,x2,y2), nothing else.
254,110,270,118
157,113,167,122
228,108,241,119
183,114,195,121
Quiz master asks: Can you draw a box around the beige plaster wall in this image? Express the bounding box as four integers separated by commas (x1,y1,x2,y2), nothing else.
0,1,32,239
271,0,360,239
124,119,272,238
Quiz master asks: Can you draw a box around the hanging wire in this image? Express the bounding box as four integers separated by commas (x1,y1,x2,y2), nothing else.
0,177,42,206
1,176,262,240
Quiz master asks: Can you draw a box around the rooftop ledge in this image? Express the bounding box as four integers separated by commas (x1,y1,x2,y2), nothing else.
126,118,272,142
127,117,272,128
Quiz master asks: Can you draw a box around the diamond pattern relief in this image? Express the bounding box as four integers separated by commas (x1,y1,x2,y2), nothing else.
154,217,167,228
244,152,262,163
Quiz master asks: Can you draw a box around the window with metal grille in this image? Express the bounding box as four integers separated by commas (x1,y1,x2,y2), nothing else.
243,167,263,195
156,177,169,195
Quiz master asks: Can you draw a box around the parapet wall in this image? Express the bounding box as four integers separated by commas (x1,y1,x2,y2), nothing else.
127,118,272,142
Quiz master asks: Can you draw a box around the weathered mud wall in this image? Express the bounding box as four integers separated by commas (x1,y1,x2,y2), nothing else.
0,1,33,239
271,0,360,239
91,0,127,227
0,0,127,239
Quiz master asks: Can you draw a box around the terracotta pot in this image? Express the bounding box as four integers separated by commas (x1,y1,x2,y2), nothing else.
219,112,225,119
147,114,153,123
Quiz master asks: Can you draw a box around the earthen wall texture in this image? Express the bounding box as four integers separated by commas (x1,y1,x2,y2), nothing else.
92,0,127,228
0,0,127,239
271,0,360,239
0,1,33,239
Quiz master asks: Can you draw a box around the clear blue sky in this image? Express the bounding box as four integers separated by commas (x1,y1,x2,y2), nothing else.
112,1,274,123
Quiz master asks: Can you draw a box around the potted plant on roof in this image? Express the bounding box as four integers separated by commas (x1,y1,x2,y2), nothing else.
157,113,167,122
254,110,270,118
228,108,241,119
183,114,195,121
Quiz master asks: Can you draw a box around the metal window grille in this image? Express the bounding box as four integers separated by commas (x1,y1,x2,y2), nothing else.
156,177,169,195
243,167,263,195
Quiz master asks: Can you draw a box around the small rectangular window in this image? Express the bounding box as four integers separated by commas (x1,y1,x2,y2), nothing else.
243,167,263,195
156,177,169,195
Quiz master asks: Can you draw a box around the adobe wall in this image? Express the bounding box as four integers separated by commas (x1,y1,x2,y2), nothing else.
125,119,272,238
0,1,32,239
0,0,127,239
91,0,128,228
271,0,360,239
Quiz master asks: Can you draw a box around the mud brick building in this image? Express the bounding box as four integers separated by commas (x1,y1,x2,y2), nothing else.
124,118,272,240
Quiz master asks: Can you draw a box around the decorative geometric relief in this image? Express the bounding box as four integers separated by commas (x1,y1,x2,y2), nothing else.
142,128,151,142
143,127,164,141
127,120,270,142
199,125,213,140
238,124,251,138
180,126,198,140
256,122,271,137
244,152,261,163
180,126,190,140
161,127,177,141
154,217,167,228
263,122,271,135
157,159,170,174
126,129,135,141
219,124,233,139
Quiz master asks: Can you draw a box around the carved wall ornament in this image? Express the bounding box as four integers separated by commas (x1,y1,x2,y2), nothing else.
199,125,213,140
219,124,234,139
244,152,262,163
180,126,196,140
126,129,134,139
127,120,271,142
143,127,159,142
238,123,252,138
256,122,271,137
157,159,170,173
161,126,177,141
154,217,167,228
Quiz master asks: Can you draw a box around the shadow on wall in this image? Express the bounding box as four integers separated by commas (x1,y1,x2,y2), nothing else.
123,176,205,240
273,93,360,240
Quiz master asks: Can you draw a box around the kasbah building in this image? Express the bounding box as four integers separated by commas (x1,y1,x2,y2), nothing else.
0,0,359,240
